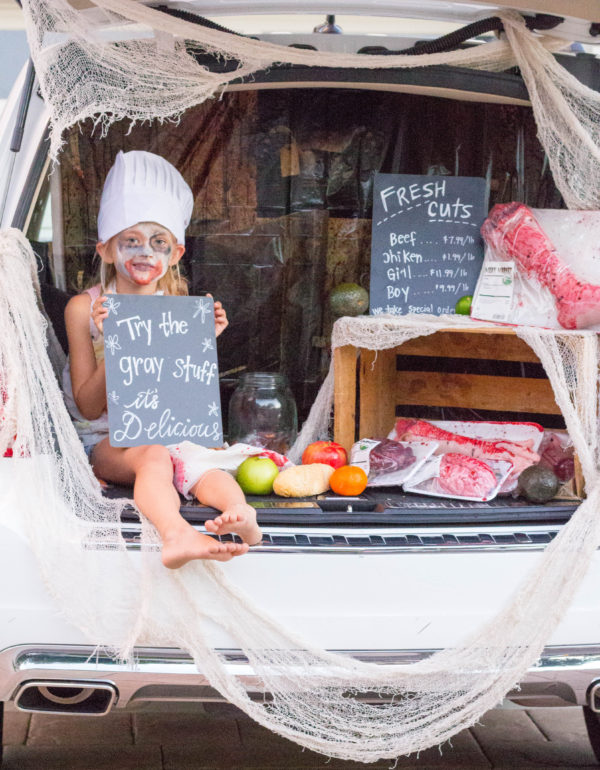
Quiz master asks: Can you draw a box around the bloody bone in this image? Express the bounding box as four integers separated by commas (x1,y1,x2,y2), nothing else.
438,453,497,499
481,202,600,330
393,418,539,488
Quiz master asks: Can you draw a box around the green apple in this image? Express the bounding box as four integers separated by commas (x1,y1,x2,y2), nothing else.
455,295,473,315
236,456,279,495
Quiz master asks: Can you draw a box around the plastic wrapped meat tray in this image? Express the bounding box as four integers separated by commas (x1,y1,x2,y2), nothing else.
349,438,438,486
473,204,600,330
403,454,513,502
388,419,544,498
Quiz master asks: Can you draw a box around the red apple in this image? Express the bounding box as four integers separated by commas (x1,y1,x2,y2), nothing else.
301,440,347,469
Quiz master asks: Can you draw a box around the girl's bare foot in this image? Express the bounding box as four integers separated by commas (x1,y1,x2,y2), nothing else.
204,503,263,546
161,524,249,569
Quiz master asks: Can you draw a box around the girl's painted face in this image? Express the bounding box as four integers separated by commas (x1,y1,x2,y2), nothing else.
114,223,175,285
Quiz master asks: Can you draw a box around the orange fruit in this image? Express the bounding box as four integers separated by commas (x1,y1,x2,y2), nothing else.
329,465,368,496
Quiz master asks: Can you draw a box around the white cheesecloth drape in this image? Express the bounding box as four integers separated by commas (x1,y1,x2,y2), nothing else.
5,1,600,761
1,227,600,762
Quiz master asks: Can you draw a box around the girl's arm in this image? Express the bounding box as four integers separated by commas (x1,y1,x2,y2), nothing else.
64,294,107,420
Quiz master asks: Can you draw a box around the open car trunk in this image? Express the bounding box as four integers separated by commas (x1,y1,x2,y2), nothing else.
29,63,596,533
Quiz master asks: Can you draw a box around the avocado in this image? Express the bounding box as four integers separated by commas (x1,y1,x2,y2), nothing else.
518,464,559,503
329,283,369,317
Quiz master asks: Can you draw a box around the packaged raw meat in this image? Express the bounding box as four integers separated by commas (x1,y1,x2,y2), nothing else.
438,454,497,498
369,439,415,477
538,432,575,482
473,203,600,330
349,438,437,487
532,430,580,499
390,418,540,492
403,454,513,502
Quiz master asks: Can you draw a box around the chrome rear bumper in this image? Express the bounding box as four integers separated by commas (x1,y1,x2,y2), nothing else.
3,643,600,711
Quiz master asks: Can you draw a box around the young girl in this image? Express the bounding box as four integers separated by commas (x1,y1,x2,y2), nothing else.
64,150,262,569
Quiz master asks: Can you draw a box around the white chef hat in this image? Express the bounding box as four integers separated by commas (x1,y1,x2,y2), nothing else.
97,150,194,245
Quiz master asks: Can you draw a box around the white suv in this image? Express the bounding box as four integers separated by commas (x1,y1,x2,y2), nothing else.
2,1,600,764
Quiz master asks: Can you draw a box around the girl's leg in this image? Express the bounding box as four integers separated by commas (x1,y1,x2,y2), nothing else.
191,470,263,546
92,439,248,568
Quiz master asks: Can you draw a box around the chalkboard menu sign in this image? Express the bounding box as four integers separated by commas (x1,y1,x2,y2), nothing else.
369,173,487,316
104,295,222,448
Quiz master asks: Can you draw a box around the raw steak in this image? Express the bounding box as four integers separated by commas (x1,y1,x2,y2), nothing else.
368,439,415,480
438,454,497,499
392,418,539,489
481,202,600,329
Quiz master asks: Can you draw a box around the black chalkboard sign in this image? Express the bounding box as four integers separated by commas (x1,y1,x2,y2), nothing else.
369,173,487,316
103,295,222,448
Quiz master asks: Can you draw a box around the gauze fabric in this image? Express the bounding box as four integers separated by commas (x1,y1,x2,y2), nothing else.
97,151,194,245
3,227,600,764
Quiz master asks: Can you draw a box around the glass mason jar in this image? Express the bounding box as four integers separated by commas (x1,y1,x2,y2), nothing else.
228,372,298,454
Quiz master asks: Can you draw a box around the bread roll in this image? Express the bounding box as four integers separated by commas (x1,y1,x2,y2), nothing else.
273,463,334,497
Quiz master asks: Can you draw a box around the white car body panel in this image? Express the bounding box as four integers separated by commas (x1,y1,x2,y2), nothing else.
167,0,600,25
1,514,600,654
1,6,600,721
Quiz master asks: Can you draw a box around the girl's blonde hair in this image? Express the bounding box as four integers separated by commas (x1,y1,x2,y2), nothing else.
97,226,189,296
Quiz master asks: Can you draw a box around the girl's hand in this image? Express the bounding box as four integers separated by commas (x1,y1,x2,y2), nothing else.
91,295,109,334
208,294,228,337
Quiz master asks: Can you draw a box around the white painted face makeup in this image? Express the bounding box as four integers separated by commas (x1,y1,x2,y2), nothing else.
114,223,174,286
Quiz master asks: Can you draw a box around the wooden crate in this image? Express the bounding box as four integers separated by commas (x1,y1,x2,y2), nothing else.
333,327,584,497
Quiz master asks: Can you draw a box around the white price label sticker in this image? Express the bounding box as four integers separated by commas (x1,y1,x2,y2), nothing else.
472,261,515,322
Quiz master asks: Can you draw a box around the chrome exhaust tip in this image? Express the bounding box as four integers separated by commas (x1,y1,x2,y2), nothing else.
588,680,600,713
14,680,117,716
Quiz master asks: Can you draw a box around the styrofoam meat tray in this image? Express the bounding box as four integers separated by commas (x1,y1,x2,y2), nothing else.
403,457,514,502
350,439,439,487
